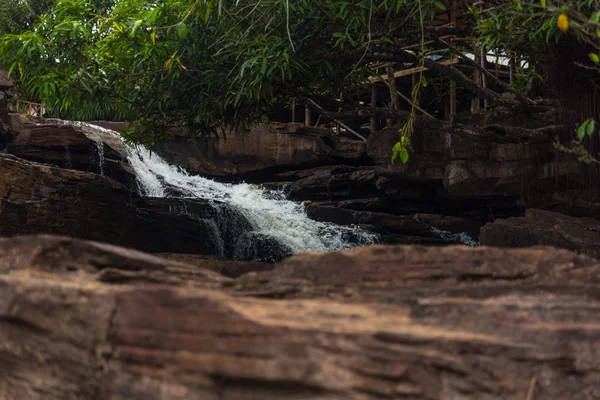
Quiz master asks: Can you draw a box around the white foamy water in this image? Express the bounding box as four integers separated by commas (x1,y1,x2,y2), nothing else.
64,121,378,254
127,145,378,253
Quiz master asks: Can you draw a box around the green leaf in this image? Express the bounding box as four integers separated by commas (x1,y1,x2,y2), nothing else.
434,1,446,11
586,119,596,137
177,23,188,38
400,148,409,164
578,122,587,140
130,20,142,38
590,53,600,64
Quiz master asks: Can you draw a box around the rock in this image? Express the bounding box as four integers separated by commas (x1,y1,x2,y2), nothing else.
157,253,274,278
0,154,224,255
366,118,580,202
233,232,293,263
157,122,366,178
5,114,135,186
138,197,253,258
2,234,600,399
306,205,433,236
0,69,13,90
413,213,482,237
88,120,134,132
480,208,600,259
336,197,390,212
288,169,379,200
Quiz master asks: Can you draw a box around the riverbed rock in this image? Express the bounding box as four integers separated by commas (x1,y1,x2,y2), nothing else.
5,114,135,186
413,213,482,237
1,234,600,399
233,232,294,263
138,197,254,258
157,123,366,178
156,253,274,278
0,154,224,255
306,205,433,236
480,208,600,259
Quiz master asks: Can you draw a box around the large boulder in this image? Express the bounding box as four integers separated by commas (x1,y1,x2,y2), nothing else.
0,154,223,255
157,122,366,178
5,114,135,186
1,235,600,399
480,208,600,259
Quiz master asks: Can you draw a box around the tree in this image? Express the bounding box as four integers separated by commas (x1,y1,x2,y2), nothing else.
1,0,598,155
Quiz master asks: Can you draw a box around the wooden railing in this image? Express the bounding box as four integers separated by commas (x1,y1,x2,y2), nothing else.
13,100,46,117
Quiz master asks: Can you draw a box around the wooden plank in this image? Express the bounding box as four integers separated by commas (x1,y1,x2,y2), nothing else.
368,58,459,82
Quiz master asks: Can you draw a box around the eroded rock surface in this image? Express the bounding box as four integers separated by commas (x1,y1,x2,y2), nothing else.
1,235,600,400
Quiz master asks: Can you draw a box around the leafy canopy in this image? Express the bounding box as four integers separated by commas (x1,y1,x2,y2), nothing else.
0,0,447,146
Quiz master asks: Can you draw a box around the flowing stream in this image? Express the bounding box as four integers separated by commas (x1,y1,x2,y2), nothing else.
69,121,379,255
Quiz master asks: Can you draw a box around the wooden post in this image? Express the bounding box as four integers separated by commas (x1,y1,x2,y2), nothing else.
304,105,311,126
370,85,377,135
479,1,487,109
291,99,296,123
386,62,400,126
337,93,343,135
471,40,481,114
446,37,457,120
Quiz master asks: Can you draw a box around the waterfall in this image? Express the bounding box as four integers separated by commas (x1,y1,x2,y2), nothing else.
127,145,378,254
64,145,72,169
67,121,378,255
95,141,105,176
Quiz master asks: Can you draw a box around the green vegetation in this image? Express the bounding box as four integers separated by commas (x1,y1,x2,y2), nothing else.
0,0,599,156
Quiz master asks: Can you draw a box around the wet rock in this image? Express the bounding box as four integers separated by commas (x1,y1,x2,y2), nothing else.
5,114,135,186
233,232,293,263
481,208,600,259
0,154,223,255
139,197,253,258
288,169,379,200
306,205,433,236
413,213,482,237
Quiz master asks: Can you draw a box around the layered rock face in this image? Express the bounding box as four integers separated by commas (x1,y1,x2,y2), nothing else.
1,234,600,399
481,208,600,258
157,122,366,177
154,112,588,230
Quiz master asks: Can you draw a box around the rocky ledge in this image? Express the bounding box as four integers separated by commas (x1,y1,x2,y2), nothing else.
1,234,600,399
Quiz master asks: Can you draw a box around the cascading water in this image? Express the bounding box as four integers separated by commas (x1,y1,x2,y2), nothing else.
127,145,378,254
65,121,378,255
95,141,105,176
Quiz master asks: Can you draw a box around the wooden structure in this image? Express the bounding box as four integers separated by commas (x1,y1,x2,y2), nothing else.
293,0,516,137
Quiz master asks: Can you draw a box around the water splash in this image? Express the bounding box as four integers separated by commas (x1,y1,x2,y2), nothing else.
430,226,479,247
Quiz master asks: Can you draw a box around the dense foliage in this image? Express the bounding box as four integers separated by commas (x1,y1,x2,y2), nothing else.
0,0,599,152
